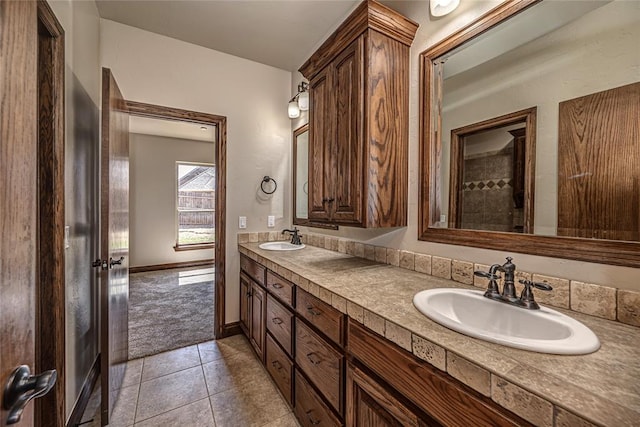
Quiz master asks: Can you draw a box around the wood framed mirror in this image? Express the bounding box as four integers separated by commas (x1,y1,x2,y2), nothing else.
293,123,339,230
419,0,640,267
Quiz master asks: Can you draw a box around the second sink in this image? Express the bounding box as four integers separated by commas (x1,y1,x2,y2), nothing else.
413,288,600,355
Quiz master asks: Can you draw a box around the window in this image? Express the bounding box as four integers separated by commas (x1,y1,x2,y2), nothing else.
176,162,215,249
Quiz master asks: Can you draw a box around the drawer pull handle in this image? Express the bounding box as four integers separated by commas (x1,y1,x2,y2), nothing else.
306,352,321,365
306,305,321,316
271,317,283,325
272,283,284,289
271,360,282,371
306,410,321,425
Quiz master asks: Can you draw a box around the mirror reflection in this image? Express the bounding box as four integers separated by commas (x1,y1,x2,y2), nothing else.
293,124,309,222
434,0,639,240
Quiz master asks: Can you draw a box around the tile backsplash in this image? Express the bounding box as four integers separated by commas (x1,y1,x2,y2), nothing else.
238,232,640,329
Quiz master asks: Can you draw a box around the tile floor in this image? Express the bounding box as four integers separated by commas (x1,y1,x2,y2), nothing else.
80,335,300,427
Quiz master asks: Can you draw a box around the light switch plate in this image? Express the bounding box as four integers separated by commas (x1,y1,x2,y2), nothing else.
267,215,275,228
239,216,247,229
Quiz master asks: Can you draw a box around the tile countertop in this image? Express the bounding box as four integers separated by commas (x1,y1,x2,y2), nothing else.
239,243,640,427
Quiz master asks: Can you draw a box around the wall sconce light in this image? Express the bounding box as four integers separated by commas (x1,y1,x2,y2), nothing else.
430,0,460,17
288,81,309,119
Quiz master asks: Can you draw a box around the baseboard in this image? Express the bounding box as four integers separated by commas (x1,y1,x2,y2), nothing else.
219,321,242,339
66,354,100,427
129,259,214,274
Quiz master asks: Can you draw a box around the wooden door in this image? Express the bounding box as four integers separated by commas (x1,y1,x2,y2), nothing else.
250,282,266,361
558,82,640,241
0,1,38,425
308,67,333,221
239,273,251,336
100,68,130,425
333,37,364,225
346,364,423,427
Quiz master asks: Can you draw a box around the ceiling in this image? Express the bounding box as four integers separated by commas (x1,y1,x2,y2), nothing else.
95,0,365,71
130,115,216,142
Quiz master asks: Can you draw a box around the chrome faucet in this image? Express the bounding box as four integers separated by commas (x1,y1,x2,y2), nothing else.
474,257,552,310
282,227,302,245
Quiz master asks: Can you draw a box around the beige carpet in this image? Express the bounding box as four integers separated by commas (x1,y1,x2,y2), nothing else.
128,266,215,359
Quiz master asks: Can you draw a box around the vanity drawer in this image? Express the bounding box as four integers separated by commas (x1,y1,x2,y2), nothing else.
296,320,344,414
266,270,294,307
266,294,293,356
296,288,344,346
265,334,293,406
240,254,265,286
295,371,342,427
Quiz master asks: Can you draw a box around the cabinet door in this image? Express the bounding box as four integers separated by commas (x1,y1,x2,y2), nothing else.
332,37,364,224
250,281,266,361
239,273,252,336
308,66,333,221
347,364,429,427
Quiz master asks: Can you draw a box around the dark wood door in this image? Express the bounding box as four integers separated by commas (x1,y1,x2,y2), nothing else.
239,273,251,335
250,282,266,361
332,37,364,224
346,364,424,427
0,1,38,425
100,68,130,425
558,82,640,241
308,67,333,221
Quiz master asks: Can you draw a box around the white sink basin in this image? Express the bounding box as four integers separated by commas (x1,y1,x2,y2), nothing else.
413,288,600,355
258,242,305,251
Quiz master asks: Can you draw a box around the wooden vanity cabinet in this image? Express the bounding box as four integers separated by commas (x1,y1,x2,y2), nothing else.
347,320,532,427
300,0,418,228
347,364,437,427
240,255,266,361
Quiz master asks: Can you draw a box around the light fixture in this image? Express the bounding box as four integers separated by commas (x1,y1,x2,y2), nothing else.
288,100,300,119
430,0,460,17
288,81,309,119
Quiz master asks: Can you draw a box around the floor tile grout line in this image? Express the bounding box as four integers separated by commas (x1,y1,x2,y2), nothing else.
133,396,213,425
132,358,144,425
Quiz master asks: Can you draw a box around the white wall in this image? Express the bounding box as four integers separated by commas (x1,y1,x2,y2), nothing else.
48,0,102,420
130,133,215,267
293,0,640,292
100,20,293,322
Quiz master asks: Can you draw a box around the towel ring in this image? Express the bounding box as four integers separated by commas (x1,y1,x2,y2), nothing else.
261,176,277,194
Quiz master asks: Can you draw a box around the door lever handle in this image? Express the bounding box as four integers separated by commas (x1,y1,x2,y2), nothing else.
3,365,57,425
109,256,125,268
92,259,108,270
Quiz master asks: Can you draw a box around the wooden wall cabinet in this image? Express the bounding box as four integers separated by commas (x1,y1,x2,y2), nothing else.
300,0,418,228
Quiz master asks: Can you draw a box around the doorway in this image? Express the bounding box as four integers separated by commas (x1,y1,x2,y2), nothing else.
124,101,228,343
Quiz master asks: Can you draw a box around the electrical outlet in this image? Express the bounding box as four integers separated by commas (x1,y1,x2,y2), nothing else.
239,216,247,229
267,215,275,228
440,214,446,223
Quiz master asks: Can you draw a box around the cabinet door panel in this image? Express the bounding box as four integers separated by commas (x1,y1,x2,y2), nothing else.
309,67,333,221
347,364,426,427
333,37,364,224
240,273,251,336
250,282,266,361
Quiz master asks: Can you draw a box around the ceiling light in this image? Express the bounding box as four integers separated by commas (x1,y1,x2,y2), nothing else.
430,0,460,17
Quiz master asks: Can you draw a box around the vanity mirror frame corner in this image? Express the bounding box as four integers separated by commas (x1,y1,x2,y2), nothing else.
418,0,640,268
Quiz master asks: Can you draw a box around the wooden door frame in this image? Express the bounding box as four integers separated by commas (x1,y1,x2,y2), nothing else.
124,100,230,338
447,107,536,232
36,2,66,426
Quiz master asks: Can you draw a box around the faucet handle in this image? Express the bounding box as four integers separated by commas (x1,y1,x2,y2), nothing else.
474,271,500,280
518,279,552,291
518,279,552,310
